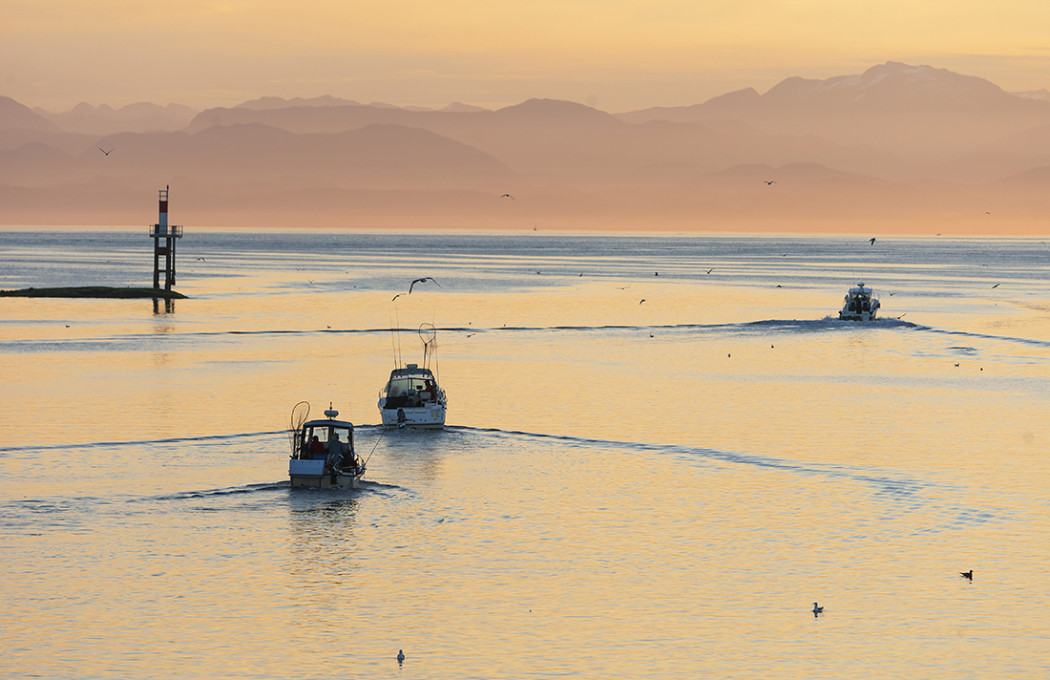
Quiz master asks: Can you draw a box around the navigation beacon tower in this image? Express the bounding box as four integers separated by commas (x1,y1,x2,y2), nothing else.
148,185,183,292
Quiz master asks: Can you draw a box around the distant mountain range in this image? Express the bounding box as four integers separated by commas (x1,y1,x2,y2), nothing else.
3,62,1050,232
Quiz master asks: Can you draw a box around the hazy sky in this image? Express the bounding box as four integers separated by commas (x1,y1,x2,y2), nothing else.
6,0,1050,111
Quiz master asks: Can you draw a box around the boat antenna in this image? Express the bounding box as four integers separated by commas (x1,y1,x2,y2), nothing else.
288,401,310,455
431,311,440,382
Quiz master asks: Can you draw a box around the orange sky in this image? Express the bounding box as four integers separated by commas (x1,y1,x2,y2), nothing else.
5,0,1050,111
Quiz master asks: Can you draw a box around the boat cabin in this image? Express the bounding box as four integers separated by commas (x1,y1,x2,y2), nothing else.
292,417,359,472
840,282,880,320
844,285,874,313
380,363,443,409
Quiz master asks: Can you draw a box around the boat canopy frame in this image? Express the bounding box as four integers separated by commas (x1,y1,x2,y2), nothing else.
292,418,356,461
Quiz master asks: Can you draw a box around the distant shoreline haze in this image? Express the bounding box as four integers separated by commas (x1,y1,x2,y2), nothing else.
3,62,1050,234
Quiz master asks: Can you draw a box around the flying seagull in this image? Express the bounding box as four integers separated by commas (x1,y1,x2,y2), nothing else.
812,602,824,616
500,193,515,200
764,179,776,185
408,277,440,293
98,147,114,156
870,237,876,245
639,299,647,305
991,283,1000,288
960,570,973,580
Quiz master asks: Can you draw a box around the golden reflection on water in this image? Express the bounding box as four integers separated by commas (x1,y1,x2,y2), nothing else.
3,250,1050,679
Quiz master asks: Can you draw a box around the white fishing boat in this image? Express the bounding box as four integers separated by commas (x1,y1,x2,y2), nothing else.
287,402,365,488
378,324,447,429
838,282,881,321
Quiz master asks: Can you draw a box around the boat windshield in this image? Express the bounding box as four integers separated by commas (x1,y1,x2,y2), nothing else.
382,372,442,408
298,423,354,459
386,376,437,397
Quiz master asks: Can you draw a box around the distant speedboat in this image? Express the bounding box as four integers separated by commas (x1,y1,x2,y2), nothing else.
378,324,446,429
838,282,881,321
287,403,365,488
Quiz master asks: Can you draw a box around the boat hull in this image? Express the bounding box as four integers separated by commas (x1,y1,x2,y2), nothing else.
378,402,446,429
839,311,877,321
289,459,364,489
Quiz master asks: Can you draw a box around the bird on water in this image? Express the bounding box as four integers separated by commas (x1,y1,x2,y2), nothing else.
960,570,973,580
813,602,824,616
397,649,405,663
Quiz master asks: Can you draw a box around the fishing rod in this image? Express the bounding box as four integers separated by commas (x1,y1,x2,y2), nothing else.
363,426,386,466
390,305,403,369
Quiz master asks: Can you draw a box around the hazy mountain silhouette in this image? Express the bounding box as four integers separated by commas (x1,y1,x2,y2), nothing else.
34,102,198,135
0,122,510,188
186,96,896,179
0,96,61,133
236,95,361,110
5,61,1050,232
618,62,1050,160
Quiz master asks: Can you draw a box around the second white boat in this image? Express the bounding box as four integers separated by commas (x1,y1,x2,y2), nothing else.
378,323,447,429
838,282,881,321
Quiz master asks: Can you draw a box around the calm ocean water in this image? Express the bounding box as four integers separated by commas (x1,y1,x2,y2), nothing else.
2,229,1050,679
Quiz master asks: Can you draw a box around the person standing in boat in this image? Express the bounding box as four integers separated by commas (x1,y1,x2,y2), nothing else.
326,430,349,469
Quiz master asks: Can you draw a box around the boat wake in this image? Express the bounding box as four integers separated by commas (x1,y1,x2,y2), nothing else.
457,424,909,483
8,316,1049,352
448,425,1004,529
0,430,286,456
2,479,402,519
150,478,401,504
907,324,1050,349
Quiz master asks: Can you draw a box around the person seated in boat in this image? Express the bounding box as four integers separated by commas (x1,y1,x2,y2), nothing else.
422,379,436,401
308,435,326,459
